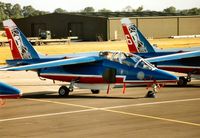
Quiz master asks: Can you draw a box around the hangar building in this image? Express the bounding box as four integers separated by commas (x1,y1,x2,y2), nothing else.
13,13,200,41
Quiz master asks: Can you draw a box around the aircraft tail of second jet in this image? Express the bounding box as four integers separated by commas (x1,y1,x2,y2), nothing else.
3,19,40,60
120,18,155,53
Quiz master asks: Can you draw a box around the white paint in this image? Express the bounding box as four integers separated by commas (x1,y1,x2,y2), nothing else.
137,71,144,80
0,109,97,122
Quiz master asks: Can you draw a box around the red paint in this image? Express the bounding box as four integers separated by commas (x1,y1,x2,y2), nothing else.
0,94,21,99
4,27,22,59
40,74,177,84
122,25,139,53
123,83,126,94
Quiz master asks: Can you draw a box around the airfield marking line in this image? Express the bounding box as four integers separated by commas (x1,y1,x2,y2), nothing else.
26,98,200,127
103,109,200,127
1,98,200,127
27,98,97,109
102,97,200,110
0,109,97,122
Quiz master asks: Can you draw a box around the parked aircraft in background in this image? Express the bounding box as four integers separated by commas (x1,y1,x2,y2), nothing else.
0,81,21,99
121,18,200,86
0,19,178,98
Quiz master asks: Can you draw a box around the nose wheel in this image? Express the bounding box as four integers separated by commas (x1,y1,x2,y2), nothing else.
146,83,158,98
146,91,156,98
177,77,187,86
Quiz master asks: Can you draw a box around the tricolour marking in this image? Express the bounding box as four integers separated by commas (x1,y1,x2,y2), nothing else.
0,98,200,127
40,73,176,83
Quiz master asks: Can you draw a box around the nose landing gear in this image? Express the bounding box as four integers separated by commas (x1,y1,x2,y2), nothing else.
146,83,159,98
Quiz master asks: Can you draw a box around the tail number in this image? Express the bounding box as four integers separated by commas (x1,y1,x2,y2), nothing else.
8,39,13,51
125,35,133,45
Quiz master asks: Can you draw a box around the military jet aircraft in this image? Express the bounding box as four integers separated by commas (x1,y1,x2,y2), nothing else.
1,19,177,98
121,18,200,86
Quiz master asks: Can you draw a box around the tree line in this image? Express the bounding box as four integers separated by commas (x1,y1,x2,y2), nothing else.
0,1,200,21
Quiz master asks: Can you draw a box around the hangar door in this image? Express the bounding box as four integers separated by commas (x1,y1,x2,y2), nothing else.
31,23,46,37
68,22,83,39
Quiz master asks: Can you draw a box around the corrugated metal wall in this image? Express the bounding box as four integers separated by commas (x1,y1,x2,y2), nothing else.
13,14,200,41
108,16,200,40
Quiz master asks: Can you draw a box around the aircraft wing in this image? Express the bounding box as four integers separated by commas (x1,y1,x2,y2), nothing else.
147,50,200,63
0,56,101,71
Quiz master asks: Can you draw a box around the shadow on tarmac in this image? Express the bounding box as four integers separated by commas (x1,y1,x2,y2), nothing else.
22,91,145,100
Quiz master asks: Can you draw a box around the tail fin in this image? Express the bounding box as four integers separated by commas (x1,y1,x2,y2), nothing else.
3,19,40,59
120,18,155,53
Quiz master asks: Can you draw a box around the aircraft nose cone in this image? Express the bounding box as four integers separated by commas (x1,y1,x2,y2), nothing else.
156,69,178,82
0,82,21,95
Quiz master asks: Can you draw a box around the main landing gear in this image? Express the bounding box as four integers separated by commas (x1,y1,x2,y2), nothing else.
91,89,100,94
177,73,191,86
58,81,100,97
58,86,100,97
58,86,72,96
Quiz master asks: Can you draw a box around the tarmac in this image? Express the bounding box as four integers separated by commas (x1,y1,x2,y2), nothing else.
0,71,200,138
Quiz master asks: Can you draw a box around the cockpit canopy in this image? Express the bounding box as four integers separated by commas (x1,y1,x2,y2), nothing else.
99,51,155,70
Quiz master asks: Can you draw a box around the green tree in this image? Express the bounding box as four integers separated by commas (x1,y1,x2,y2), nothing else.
22,5,36,17
11,4,23,18
163,6,176,13
82,7,95,12
4,3,12,17
0,2,8,20
136,6,143,12
123,6,133,12
54,8,67,13
98,8,112,13
188,8,200,15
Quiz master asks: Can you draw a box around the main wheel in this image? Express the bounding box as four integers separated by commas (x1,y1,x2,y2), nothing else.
177,77,187,86
146,91,156,98
91,89,100,94
58,86,70,96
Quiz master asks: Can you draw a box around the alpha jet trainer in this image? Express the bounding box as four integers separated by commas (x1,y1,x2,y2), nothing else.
121,18,200,86
1,19,177,98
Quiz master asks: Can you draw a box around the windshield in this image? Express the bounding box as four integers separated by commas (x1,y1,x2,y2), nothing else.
136,59,155,70
99,51,155,70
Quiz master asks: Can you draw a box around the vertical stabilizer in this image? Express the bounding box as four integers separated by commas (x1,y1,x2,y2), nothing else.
121,18,155,53
3,19,40,59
